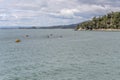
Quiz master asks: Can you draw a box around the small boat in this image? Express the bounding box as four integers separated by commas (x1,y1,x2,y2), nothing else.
15,39,21,43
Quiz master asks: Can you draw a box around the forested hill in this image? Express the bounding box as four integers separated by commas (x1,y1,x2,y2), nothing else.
75,12,120,30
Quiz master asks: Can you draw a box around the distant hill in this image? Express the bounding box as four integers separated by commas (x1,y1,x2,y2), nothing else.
0,24,77,29
75,12,120,30
18,24,77,29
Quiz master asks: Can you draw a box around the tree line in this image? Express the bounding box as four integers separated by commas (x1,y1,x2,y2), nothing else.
75,12,120,30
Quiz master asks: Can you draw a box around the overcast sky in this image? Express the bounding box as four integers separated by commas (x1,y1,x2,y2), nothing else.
0,0,120,26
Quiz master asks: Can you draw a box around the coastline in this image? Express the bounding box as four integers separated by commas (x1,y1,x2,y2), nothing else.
77,29,120,31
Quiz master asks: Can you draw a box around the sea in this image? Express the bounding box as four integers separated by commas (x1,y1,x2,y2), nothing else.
0,29,120,80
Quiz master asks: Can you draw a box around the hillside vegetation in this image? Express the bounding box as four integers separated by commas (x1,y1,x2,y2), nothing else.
75,12,120,30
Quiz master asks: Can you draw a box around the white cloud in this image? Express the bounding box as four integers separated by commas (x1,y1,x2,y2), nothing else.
0,0,3,2
60,8,79,16
0,0,120,26
48,8,80,19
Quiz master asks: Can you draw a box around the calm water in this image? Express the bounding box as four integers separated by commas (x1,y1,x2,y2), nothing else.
0,29,120,80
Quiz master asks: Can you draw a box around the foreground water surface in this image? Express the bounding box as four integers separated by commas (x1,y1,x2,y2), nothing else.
0,29,120,80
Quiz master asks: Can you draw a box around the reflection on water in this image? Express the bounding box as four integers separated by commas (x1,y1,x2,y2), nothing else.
0,29,120,80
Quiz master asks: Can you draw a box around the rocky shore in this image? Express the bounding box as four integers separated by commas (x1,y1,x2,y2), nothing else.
77,28,120,31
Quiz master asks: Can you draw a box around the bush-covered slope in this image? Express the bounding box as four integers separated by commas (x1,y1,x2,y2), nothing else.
75,12,120,30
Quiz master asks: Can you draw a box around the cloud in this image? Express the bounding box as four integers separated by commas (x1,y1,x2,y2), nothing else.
60,8,79,16
0,0,120,26
48,8,80,19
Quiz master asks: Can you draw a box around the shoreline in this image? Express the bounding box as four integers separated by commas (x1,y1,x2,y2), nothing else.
77,29,120,31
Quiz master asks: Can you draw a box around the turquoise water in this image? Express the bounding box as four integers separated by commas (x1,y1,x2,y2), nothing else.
0,29,120,80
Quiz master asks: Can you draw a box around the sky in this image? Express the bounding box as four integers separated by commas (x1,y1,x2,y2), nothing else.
0,0,120,27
